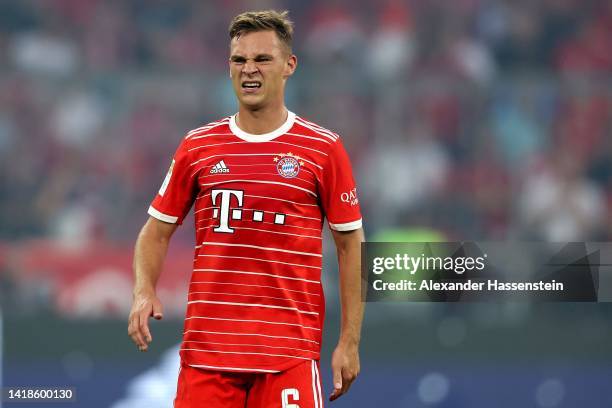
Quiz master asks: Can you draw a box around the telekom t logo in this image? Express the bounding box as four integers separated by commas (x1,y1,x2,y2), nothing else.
212,189,243,233
211,188,287,233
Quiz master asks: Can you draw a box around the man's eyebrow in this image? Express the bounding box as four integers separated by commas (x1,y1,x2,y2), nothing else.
230,54,274,61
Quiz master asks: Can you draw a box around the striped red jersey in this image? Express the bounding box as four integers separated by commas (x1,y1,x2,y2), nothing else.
148,111,362,373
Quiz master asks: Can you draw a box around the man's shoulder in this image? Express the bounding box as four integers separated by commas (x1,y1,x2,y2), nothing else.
183,116,232,141
292,114,341,144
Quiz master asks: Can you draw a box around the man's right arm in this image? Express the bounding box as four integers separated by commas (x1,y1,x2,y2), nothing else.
128,216,178,352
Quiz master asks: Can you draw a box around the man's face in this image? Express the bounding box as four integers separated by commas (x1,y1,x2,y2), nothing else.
229,30,296,111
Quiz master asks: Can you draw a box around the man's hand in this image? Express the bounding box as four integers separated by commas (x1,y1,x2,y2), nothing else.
329,227,364,401
128,290,164,352
329,341,360,401
129,217,176,352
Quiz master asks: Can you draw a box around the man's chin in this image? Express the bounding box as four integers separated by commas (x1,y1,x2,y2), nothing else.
238,96,265,110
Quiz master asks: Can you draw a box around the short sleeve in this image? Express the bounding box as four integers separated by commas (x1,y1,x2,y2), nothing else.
319,138,363,231
148,139,197,225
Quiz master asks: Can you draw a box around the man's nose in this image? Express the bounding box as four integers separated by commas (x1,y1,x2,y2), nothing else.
242,59,258,75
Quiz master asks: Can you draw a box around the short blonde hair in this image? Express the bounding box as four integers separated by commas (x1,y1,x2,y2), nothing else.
229,10,294,52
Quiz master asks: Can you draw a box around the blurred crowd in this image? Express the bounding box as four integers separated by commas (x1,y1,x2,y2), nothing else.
1,6,610,407
0,0,611,246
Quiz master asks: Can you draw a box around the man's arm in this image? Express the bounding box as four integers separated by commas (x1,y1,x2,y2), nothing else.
128,216,178,352
329,227,365,401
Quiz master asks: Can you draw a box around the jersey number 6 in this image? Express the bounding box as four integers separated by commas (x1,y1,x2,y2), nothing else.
281,388,300,408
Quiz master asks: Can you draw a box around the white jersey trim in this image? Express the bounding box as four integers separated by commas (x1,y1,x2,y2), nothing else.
201,173,316,187
313,361,323,407
189,139,327,156
194,268,319,284
188,363,279,373
188,291,320,307
294,118,338,141
297,116,340,138
181,348,311,360
184,340,318,354
200,242,322,257
186,118,230,138
197,218,321,232
194,207,320,222
188,141,245,151
286,132,332,145
196,254,321,270
198,226,321,240
329,218,362,231
187,300,319,315
184,329,320,343
230,111,296,142
148,206,178,224
310,360,319,408
243,194,318,207
185,315,321,331
240,208,321,222
189,132,233,141
266,140,327,155
190,281,321,297
312,361,319,408
190,153,323,172
200,179,316,197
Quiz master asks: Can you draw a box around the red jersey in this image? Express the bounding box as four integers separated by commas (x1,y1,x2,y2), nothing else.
148,111,362,373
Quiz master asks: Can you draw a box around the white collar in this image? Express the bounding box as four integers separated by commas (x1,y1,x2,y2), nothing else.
230,110,296,142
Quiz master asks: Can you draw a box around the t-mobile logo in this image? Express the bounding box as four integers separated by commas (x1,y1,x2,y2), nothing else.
211,189,286,233
211,189,243,233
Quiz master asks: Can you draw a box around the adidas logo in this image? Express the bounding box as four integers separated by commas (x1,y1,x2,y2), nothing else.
210,160,230,174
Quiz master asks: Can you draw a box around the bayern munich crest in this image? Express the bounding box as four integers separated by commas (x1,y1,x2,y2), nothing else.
274,153,304,178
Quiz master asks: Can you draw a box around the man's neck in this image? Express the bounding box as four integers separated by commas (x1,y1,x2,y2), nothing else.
236,104,288,135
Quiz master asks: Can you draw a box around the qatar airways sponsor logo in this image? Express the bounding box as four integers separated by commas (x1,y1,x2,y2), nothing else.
340,187,358,206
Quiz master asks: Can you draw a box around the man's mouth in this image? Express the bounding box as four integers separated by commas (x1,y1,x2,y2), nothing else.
241,81,262,89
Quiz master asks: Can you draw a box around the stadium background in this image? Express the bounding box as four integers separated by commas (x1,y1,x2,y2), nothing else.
1,0,611,407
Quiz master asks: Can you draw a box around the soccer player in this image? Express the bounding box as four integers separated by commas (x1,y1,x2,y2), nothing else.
128,10,364,407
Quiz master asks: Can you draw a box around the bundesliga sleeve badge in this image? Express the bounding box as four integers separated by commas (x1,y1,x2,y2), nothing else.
158,159,175,196
274,153,305,179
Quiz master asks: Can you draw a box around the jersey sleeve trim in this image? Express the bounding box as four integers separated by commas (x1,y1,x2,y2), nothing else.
328,218,362,231
148,205,179,224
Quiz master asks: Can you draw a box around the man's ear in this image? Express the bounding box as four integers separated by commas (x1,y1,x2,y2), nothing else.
284,54,298,78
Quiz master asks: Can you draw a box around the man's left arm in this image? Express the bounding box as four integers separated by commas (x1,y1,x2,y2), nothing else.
329,227,365,402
